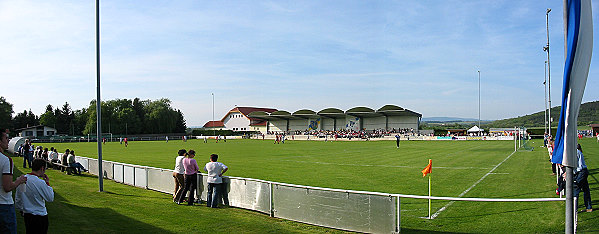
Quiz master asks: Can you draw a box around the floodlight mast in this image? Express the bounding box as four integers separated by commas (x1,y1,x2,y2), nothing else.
96,0,104,192
544,61,548,135
478,70,481,132
545,8,552,136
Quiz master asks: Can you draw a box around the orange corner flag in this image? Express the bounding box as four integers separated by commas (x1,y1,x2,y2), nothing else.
421,159,432,177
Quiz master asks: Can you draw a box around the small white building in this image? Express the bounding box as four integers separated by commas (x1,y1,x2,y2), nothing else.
15,125,57,138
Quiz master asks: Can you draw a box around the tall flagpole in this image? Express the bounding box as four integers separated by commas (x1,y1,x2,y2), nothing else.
545,8,553,136
96,0,104,192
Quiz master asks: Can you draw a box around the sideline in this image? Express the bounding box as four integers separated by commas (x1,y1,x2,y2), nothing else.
430,150,517,219
280,160,493,170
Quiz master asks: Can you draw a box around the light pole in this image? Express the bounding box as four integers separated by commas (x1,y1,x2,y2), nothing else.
544,60,548,136
544,8,552,136
212,93,215,137
95,0,103,192
477,70,481,134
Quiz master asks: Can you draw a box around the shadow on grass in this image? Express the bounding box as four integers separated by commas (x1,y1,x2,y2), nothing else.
14,166,174,234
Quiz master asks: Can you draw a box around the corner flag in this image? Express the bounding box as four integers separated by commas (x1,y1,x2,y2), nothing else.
552,0,593,167
422,159,432,177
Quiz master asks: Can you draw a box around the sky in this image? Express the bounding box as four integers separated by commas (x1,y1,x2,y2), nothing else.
1,0,598,127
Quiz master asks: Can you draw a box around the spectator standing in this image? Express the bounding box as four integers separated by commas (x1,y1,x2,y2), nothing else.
204,154,228,208
172,149,186,203
574,144,592,212
23,139,33,168
15,159,54,234
1,130,27,234
177,150,199,206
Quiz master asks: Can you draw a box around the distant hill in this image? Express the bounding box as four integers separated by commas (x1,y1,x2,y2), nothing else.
422,117,481,122
483,100,599,128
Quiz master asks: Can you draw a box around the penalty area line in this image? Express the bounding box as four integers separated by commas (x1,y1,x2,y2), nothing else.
429,150,517,219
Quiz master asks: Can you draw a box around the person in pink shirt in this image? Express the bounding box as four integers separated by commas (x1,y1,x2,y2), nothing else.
177,150,199,206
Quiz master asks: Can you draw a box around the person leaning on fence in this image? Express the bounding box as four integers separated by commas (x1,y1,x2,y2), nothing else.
177,150,199,206
67,151,87,175
172,149,187,203
204,154,228,208
15,159,54,234
574,144,592,213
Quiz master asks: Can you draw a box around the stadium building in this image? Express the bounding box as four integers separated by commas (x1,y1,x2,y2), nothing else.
204,105,421,134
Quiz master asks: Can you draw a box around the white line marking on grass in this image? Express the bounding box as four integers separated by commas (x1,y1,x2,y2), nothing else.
429,150,517,219
280,160,492,170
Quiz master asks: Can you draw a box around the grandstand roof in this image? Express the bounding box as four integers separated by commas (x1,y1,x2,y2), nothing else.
247,105,421,120
346,107,380,118
292,109,319,119
317,108,345,118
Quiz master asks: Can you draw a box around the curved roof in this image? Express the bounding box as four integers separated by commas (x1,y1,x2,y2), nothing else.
317,108,345,118
269,110,302,120
376,104,422,117
292,109,319,119
346,107,381,117
248,111,280,121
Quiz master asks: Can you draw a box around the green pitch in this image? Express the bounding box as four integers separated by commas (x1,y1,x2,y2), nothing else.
34,138,598,232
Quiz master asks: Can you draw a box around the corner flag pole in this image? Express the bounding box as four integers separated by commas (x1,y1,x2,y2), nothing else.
421,159,432,219
428,172,431,219
96,0,104,192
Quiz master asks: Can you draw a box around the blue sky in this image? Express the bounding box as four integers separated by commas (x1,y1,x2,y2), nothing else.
1,0,598,127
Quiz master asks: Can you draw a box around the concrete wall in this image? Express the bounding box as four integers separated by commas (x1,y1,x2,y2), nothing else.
363,116,386,130
387,116,419,130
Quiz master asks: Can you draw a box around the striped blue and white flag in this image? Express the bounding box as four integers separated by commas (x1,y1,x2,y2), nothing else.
552,0,593,166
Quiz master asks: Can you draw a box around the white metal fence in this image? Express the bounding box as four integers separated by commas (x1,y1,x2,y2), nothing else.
74,156,566,233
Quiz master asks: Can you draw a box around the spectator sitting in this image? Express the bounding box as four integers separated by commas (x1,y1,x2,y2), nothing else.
49,149,59,164
61,149,70,167
15,159,54,234
67,151,87,175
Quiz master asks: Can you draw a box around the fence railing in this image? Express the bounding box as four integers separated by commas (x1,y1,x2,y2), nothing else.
74,156,566,233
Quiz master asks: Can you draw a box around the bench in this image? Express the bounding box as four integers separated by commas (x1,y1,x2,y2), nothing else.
50,161,77,175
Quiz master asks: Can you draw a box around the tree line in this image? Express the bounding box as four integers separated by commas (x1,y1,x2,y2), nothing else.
0,96,186,136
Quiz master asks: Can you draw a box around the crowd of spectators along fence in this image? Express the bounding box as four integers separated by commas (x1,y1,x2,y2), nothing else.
266,128,422,139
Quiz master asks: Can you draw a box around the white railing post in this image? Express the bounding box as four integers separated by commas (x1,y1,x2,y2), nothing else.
396,195,401,233
269,182,274,217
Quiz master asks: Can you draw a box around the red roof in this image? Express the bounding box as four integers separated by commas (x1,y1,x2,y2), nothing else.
203,121,224,128
221,107,277,122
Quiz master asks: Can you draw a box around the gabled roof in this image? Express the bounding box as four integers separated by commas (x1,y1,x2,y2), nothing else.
15,125,56,132
203,121,224,128
221,107,278,122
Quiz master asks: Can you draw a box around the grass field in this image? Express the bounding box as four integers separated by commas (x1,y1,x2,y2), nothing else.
12,138,599,233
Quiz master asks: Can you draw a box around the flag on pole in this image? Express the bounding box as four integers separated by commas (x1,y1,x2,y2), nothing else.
421,159,432,177
552,0,593,167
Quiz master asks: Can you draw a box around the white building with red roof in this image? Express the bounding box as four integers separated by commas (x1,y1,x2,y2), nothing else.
203,107,277,133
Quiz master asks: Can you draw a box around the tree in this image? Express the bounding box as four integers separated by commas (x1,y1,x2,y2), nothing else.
0,97,13,130
39,104,57,129
174,110,187,133
12,109,39,130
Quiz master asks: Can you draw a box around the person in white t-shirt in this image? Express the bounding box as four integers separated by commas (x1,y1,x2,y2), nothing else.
172,149,187,203
203,154,228,208
0,130,27,234
15,159,54,234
